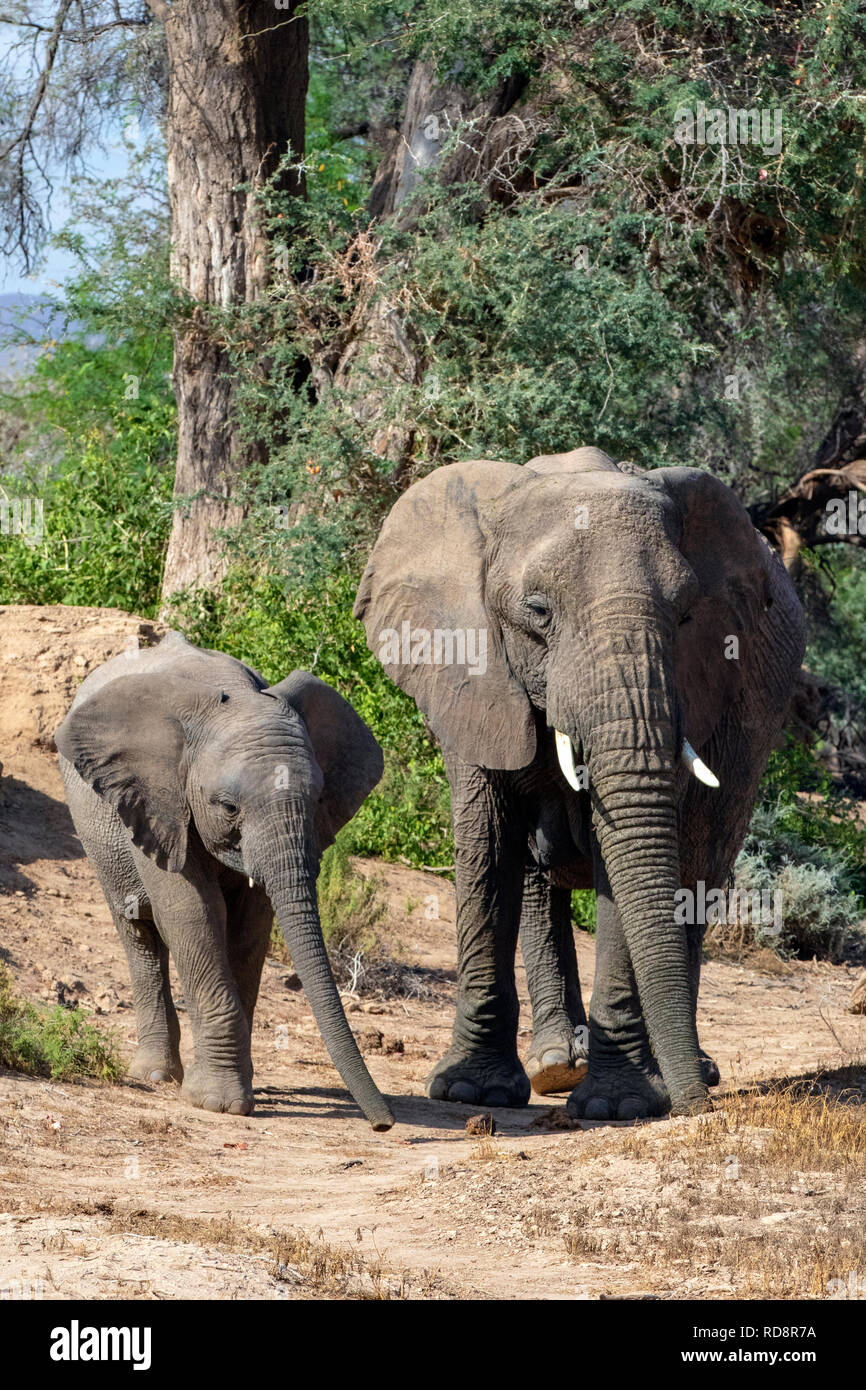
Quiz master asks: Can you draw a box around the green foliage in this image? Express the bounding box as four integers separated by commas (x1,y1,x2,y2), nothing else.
0,436,173,613
727,735,866,961
223,0,866,587
315,828,387,955
757,735,866,903
0,187,176,615
806,549,866,706
734,803,864,962
571,890,596,934
0,964,123,1082
269,829,395,991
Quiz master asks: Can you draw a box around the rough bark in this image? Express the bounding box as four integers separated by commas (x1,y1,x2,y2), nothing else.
159,0,308,606
369,60,531,221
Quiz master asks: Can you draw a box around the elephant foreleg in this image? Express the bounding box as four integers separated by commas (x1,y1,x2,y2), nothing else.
133,851,254,1116
568,849,718,1120
426,760,530,1107
224,879,273,1033
568,847,671,1120
519,858,589,1095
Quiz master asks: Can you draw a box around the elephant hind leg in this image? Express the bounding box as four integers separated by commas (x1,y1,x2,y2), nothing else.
519,859,589,1095
112,906,183,1085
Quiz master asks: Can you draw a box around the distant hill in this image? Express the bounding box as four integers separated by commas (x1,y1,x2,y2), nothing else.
0,293,71,377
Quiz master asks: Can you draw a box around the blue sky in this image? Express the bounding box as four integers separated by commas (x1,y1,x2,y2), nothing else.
1,138,136,299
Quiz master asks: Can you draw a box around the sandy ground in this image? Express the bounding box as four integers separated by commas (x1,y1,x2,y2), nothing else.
1,605,864,1301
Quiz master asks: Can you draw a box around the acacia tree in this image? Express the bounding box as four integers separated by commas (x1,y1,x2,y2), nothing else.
149,0,308,599
0,0,308,601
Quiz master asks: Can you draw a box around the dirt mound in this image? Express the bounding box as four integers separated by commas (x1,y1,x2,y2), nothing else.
0,603,164,759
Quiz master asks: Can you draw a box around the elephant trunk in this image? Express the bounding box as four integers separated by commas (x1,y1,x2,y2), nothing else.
590,765,707,1113
253,818,395,1132
555,606,708,1115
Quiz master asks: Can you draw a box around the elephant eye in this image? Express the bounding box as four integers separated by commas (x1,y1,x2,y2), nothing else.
211,796,239,816
525,597,552,623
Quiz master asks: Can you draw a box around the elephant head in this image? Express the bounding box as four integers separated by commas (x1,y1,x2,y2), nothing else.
55,665,394,1131
355,447,802,1115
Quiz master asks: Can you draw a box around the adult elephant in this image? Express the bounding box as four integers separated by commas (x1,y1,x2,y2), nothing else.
355,448,804,1119
56,632,393,1131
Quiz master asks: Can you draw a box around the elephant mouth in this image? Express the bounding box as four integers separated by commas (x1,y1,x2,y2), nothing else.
215,845,253,879
553,728,719,790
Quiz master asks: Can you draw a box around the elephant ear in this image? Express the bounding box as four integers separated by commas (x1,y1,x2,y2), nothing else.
267,671,384,848
651,468,771,745
354,459,536,770
55,675,199,872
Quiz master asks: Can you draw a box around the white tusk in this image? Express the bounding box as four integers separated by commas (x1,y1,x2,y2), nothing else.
554,729,583,792
681,739,719,788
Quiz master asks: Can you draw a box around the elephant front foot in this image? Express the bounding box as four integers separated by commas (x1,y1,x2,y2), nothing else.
181,1064,254,1116
426,1047,530,1108
566,1045,670,1122
524,1025,589,1096
128,1044,183,1086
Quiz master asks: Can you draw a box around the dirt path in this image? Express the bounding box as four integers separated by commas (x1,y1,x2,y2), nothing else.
1,605,864,1300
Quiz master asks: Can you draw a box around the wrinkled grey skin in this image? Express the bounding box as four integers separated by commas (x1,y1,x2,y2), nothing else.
355,448,805,1120
56,632,393,1131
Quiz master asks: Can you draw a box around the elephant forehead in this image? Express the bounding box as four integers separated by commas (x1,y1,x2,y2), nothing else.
204,694,310,756
488,477,681,559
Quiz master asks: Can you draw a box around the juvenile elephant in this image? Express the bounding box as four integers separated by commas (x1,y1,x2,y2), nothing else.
56,632,394,1131
355,447,804,1119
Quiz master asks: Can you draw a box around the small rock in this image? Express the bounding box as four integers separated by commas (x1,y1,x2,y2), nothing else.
465,1113,496,1137
283,972,302,991
92,985,120,1014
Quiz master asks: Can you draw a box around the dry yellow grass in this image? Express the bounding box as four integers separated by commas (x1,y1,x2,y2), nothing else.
107,1208,424,1299
564,1074,866,1298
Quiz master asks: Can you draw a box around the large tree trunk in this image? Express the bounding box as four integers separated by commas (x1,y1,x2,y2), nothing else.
158,0,308,606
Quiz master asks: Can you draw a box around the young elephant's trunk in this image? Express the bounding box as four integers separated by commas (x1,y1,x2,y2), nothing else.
255,821,394,1132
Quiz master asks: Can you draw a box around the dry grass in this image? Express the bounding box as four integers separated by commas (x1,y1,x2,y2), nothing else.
563,1073,866,1298
106,1207,434,1299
